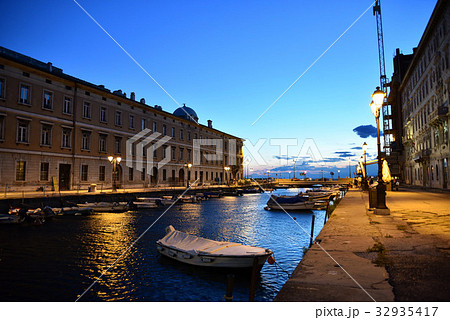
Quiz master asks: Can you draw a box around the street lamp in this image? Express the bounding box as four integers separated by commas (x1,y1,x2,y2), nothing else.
108,156,122,192
184,163,192,187
250,168,253,180
267,170,270,182
293,160,296,179
288,171,291,179
224,166,230,185
370,86,390,214
362,142,368,190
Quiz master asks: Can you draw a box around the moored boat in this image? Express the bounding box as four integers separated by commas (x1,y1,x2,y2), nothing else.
77,201,130,212
156,225,273,270
0,213,24,224
134,197,161,209
265,194,316,211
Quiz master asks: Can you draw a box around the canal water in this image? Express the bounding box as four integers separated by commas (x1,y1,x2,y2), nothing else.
0,188,330,302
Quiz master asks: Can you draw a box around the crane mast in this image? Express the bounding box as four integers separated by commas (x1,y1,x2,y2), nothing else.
373,0,391,154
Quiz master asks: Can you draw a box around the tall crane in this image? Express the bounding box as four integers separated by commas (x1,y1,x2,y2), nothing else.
373,0,391,154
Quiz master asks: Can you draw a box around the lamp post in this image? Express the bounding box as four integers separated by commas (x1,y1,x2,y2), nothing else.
293,160,296,179
267,170,270,182
370,87,390,214
362,142,368,190
224,166,230,185
338,170,340,180
288,171,291,179
108,156,122,192
184,163,192,187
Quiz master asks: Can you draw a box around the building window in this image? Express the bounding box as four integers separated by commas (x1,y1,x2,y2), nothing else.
115,111,122,126
16,161,26,181
81,165,88,181
162,169,167,181
188,131,191,141
180,129,184,140
43,90,53,110
114,136,122,154
141,168,146,181
171,146,176,160
63,97,72,115
129,167,134,181
19,84,31,104
153,121,157,132
0,116,5,140
163,145,167,158
81,131,91,150
179,148,184,160
129,114,135,129
100,106,107,123
17,119,30,143
83,102,91,119
187,149,191,161
0,78,5,99
99,134,107,153
141,118,146,130
162,124,167,136
40,124,52,146
40,162,49,181
62,127,72,148
99,166,105,181
171,127,175,138
153,144,157,158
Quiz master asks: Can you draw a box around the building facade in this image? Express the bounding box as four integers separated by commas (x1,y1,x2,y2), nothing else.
397,0,449,189
0,47,244,192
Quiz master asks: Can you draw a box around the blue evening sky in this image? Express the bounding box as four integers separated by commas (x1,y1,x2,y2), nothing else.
0,0,437,178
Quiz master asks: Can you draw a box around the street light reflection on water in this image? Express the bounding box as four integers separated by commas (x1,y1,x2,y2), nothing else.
0,189,329,301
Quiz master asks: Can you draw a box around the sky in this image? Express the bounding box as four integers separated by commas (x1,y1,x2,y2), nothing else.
0,0,437,178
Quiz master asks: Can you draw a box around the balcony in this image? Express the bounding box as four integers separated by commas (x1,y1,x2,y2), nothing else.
413,148,431,163
429,104,449,126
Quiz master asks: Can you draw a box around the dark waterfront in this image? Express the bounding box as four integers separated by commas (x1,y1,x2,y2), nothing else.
0,188,329,302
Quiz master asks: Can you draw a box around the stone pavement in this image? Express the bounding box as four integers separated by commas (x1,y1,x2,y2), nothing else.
274,188,450,302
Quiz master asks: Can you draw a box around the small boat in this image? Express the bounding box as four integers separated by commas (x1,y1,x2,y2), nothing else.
156,225,273,270
134,198,161,209
78,201,130,213
0,214,24,224
57,207,94,216
28,206,56,220
177,195,198,203
203,192,221,198
222,189,243,197
265,194,316,211
160,195,176,205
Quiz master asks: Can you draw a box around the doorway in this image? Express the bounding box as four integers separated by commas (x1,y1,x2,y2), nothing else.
59,164,71,191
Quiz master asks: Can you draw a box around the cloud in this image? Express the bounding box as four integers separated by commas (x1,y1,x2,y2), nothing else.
351,146,362,150
334,151,355,158
273,155,296,160
353,125,382,138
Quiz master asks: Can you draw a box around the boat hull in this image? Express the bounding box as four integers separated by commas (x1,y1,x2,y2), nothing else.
156,244,271,270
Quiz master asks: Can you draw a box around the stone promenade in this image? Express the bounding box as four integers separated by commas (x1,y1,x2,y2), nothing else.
274,188,450,302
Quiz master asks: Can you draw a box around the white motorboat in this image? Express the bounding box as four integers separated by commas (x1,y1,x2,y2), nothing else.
161,195,176,205
177,195,198,203
156,225,273,270
265,194,316,211
0,214,24,224
78,202,130,212
56,207,94,215
134,197,160,209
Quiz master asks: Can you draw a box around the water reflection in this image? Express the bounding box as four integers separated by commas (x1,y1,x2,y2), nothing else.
0,188,328,301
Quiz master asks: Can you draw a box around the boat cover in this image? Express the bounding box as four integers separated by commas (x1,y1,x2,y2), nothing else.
270,195,308,204
158,226,269,257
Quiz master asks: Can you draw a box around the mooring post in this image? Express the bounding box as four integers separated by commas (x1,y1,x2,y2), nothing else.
249,256,259,301
324,201,330,224
224,274,235,302
309,214,316,248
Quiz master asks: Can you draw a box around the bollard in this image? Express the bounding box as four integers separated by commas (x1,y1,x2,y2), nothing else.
309,215,315,248
224,274,234,302
249,256,259,301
